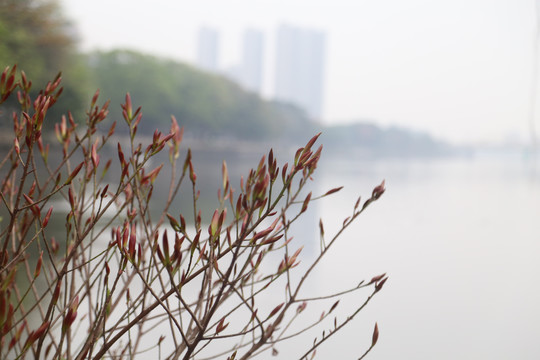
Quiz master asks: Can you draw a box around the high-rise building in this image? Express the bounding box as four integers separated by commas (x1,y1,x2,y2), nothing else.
240,29,264,94
274,25,325,120
197,27,220,72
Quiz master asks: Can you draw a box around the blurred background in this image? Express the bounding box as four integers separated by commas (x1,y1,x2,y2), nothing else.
1,0,540,358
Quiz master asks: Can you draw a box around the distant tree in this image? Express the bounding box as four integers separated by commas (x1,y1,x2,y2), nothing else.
87,50,314,140
0,0,89,124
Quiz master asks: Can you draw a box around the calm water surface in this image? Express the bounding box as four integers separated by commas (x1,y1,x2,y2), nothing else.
20,148,540,359
302,153,540,360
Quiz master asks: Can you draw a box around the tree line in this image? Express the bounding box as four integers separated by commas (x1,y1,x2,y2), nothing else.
0,0,315,141
0,0,454,156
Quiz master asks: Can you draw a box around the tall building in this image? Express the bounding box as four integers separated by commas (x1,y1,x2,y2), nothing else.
197,27,220,72
274,25,326,120
239,29,264,94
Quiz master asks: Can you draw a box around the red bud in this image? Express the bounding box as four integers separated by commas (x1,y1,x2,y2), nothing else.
268,303,284,319
42,207,53,227
216,317,229,333
297,301,307,313
324,186,343,196
34,251,43,278
91,139,100,168
329,300,339,313
375,277,388,293
301,192,312,213
369,273,386,285
66,162,84,184
91,89,100,108
372,180,386,200
125,93,132,119
372,322,379,346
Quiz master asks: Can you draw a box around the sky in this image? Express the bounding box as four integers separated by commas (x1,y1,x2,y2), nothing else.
59,0,539,144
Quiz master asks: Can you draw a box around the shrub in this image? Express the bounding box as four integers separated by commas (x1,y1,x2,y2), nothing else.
0,66,386,359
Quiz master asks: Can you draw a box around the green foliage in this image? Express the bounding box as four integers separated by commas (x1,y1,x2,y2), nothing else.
0,0,311,141
0,0,90,123
87,49,314,139
0,0,313,140
0,0,70,84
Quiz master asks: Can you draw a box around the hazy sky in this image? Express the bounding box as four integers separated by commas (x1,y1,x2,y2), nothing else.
60,0,538,144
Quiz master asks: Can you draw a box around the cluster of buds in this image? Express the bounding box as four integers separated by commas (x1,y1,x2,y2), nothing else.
54,113,77,157
167,213,187,234
155,230,184,274
250,167,270,207
208,209,227,240
140,163,163,187
87,89,110,131
215,317,229,334
277,247,303,273
234,154,274,219
17,71,32,110
296,301,308,314
182,149,197,185
112,221,141,266
371,180,386,200
145,129,174,158
21,94,51,148
250,217,283,246
24,73,64,140
41,72,63,102
352,179,386,214
117,143,130,182
9,70,54,161
293,133,322,174
368,273,389,293
121,93,142,139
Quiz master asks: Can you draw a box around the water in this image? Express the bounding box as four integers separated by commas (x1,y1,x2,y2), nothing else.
305,153,540,359
14,147,540,359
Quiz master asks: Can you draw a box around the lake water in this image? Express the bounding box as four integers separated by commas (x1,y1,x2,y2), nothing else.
13,145,540,359
299,152,540,359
